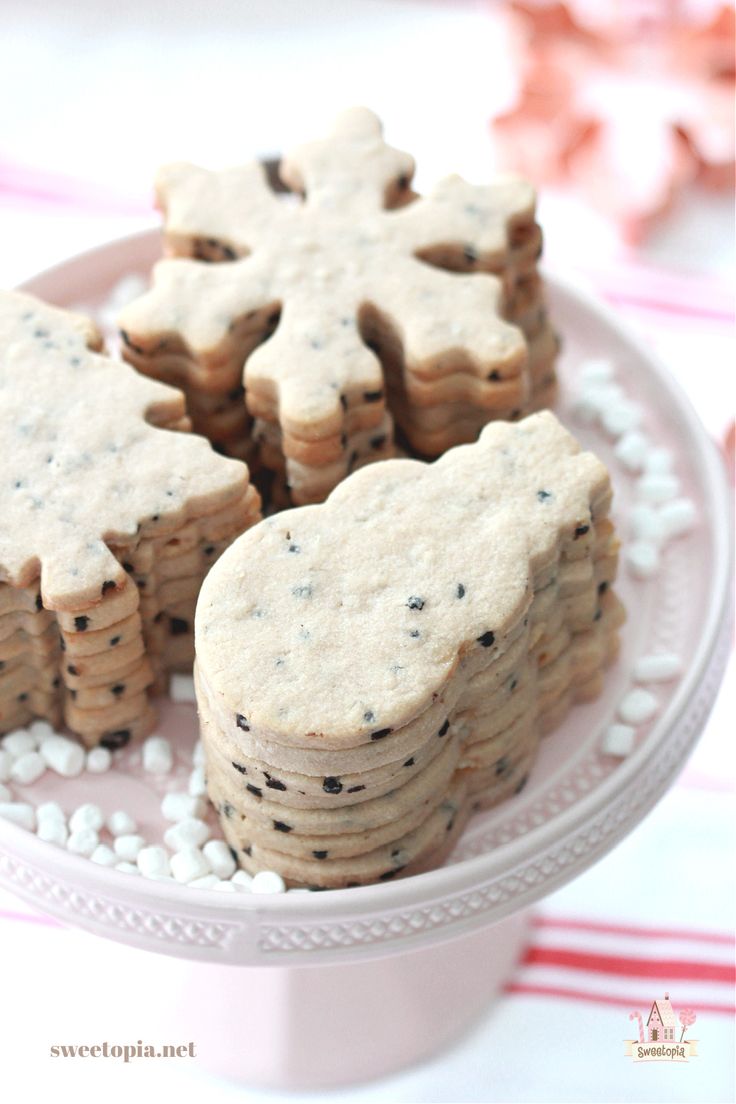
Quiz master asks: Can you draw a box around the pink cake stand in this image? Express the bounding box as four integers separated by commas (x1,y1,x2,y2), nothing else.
1,232,731,1090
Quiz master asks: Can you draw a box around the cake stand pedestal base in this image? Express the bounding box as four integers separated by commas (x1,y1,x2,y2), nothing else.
162,908,531,1090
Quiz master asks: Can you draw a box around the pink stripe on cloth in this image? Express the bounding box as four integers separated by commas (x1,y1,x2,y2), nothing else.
0,907,63,929
0,157,150,216
532,916,734,946
504,981,736,1015
523,945,735,984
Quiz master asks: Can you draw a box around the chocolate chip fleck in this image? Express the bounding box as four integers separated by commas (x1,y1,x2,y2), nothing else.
537,490,552,502
265,777,287,791
236,713,250,731
101,580,116,595
67,664,79,676
488,370,501,382
246,784,262,798
273,820,292,833
515,774,529,795
363,389,383,403
406,595,424,610
403,757,415,767
574,524,590,539
111,684,125,697
438,718,450,737
456,583,466,598
100,729,131,750
371,727,392,740
74,615,89,632
323,776,343,795
170,617,188,635
347,784,365,793
312,850,328,859
477,630,495,648
363,710,375,724
232,761,247,774
35,593,43,611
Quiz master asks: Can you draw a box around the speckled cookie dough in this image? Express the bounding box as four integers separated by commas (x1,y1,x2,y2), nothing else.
0,289,262,746
194,412,623,887
118,107,558,505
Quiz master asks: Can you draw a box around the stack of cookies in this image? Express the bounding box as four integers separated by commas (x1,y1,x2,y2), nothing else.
0,289,261,748
194,412,624,887
118,107,558,505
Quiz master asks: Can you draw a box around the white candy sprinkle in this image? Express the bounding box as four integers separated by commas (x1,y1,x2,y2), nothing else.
630,503,667,545
37,820,69,846
618,688,659,725
29,720,55,743
614,431,650,472
213,880,238,893
67,827,99,857
581,381,624,410
86,747,112,774
625,541,660,579
602,723,636,758
161,792,205,822
10,751,46,785
0,802,36,830
188,874,220,889
106,810,137,837
69,803,104,833
2,730,36,758
142,735,173,776
251,870,286,895
36,801,65,824
203,839,236,879
658,498,697,539
637,472,680,504
170,847,211,883
115,862,140,875
231,870,254,890
570,393,601,425
164,817,210,851
170,674,196,703
113,834,146,861
192,741,206,767
601,400,643,438
41,735,85,778
644,447,674,474
580,358,615,384
90,844,117,866
137,845,171,878
0,749,11,783
0,782,11,802
634,654,683,682
187,765,207,798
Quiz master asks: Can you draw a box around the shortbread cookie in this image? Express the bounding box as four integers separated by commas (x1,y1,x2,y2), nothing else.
194,412,623,886
119,108,558,504
0,288,262,745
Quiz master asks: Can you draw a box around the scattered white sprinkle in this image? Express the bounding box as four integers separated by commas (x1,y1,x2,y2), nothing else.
142,735,174,776
113,834,146,862
602,723,636,758
106,810,137,837
37,819,69,846
192,741,206,767
582,381,624,410
115,861,140,875
170,847,211,883
601,400,643,438
251,870,286,895
203,839,237,880
580,358,615,384
618,688,659,725
634,654,683,682
630,503,666,545
2,730,36,758
170,674,196,703
164,817,210,851
613,430,650,472
213,880,238,893
67,827,100,857
231,870,254,891
0,802,36,830
187,765,207,797
0,749,11,783
658,498,697,540
188,874,220,889
9,751,46,785
137,845,171,878
36,801,66,824
29,720,55,743
625,541,660,579
86,747,112,774
90,844,117,866
161,792,205,822
41,735,85,778
570,393,601,425
643,447,674,474
637,472,680,504
69,803,104,833
0,782,11,802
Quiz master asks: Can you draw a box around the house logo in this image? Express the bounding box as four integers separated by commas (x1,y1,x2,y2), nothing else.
624,993,698,1062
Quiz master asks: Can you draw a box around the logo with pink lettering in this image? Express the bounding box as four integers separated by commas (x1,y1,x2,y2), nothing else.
625,993,698,1062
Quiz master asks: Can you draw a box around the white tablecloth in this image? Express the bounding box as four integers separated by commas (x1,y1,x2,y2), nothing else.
1,3,733,1101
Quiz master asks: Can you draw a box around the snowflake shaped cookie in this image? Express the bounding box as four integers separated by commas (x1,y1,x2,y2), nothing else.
120,109,557,504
